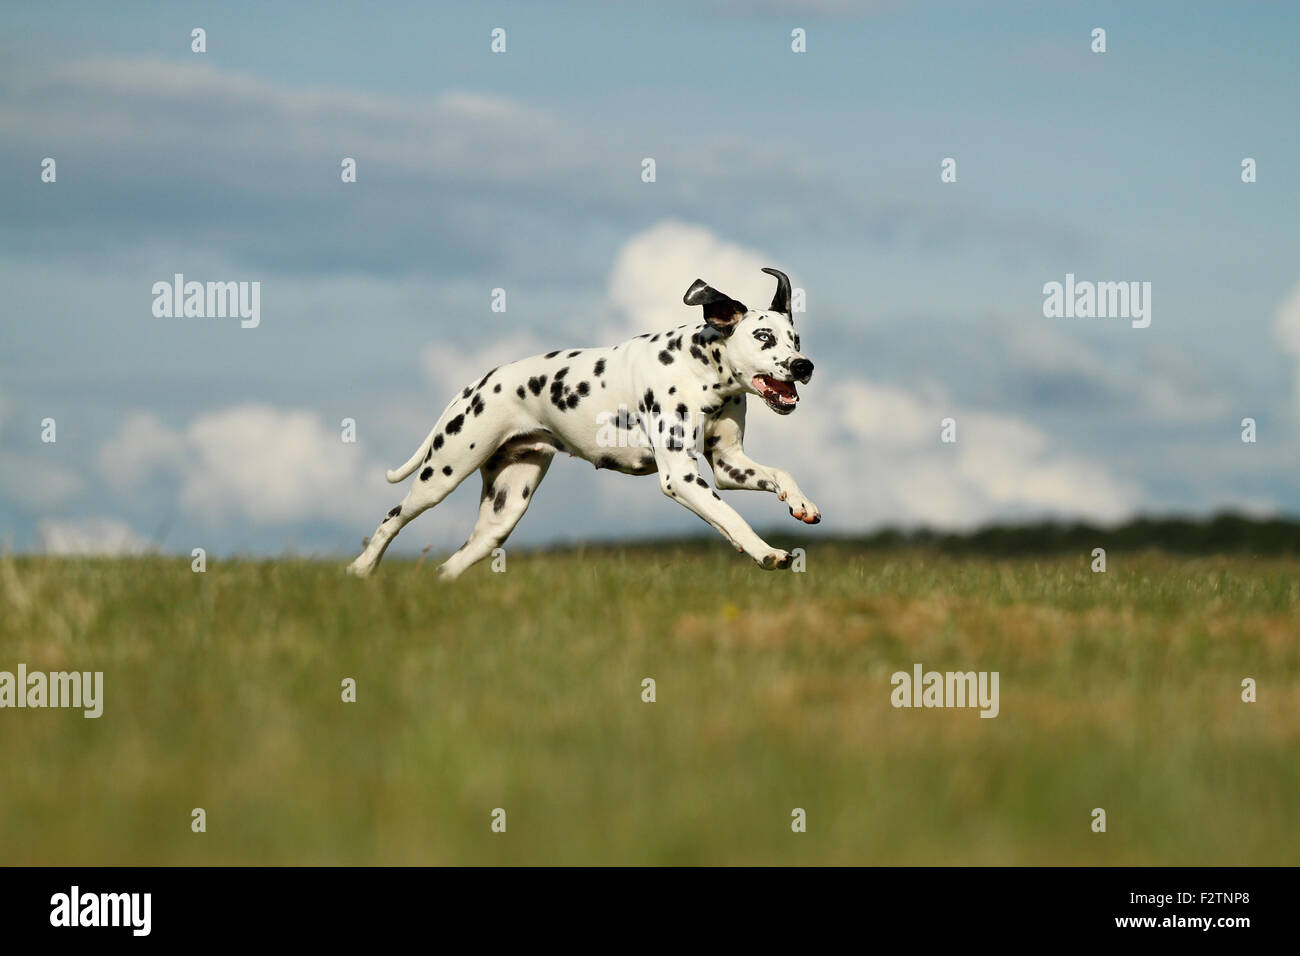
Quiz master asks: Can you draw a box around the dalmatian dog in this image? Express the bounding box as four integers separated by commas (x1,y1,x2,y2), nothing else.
347,267,818,580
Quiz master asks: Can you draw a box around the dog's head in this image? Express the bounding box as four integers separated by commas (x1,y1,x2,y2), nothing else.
683,267,813,415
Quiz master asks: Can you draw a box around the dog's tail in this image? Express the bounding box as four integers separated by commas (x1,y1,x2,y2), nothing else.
385,426,438,483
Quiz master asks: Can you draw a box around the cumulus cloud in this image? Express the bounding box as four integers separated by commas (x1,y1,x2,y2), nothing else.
421,332,551,394
37,517,150,556
606,220,795,340
602,222,1141,528
96,405,384,525
0,56,1074,279
1274,279,1300,421
749,378,1139,528
1007,324,1231,423
0,457,83,510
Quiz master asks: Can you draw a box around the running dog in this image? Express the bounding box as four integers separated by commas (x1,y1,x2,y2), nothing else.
347,267,819,579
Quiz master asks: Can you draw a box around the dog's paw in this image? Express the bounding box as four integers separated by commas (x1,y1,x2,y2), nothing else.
757,550,793,570
785,496,821,525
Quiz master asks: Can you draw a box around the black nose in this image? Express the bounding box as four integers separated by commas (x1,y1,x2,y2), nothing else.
790,358,814,381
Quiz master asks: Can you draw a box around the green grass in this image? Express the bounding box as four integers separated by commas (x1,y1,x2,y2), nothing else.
1,546,1297,865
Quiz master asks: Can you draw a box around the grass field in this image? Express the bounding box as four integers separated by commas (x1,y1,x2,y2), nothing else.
1,544,1298,865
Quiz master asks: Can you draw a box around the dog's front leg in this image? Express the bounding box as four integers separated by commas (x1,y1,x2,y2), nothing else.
654,450,792,570
707,446,821,525
703,400,820,524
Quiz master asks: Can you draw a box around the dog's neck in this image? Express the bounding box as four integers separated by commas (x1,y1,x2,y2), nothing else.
689,323,747,397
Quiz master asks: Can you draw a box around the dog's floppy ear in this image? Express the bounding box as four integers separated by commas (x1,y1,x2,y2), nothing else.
683,279,747,334
761,267,792,317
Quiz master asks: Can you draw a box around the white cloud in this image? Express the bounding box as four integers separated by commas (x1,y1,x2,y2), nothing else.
1009,324,1230,423
97,412,186,488
420,332,550,395
753,378,1139,528
0,456,84,510
1274,279,1300,421
0,390,83,508
38,517,150,556
606,220,794,340
96,405,385,525
602,222,1141,528
8,58,575,186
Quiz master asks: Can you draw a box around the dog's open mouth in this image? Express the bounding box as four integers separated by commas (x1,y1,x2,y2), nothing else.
753,374,799,414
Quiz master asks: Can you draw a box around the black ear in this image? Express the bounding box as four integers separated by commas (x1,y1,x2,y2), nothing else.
761,267,792,316
683,279,747,334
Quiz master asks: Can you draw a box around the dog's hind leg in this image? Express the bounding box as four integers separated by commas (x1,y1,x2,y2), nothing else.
347,403,518,578
436,447,553,580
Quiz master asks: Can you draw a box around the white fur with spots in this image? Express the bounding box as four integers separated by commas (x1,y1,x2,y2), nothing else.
346,269,819,579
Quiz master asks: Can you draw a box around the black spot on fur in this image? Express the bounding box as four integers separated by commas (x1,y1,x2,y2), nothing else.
596,455,619,470
494,383,502,393
658,350,674,365
545,350,561,359
442,465,453,476
690,345,707,362
493,488,508,513
446,414,465,434
554,366,569,380
567,350,581,358
694,476,709,488
385,505,402,519
516,386,526,399
528,375,547,396
675,403,688,420
462,386,472,398
593,359,606,376
419,467,433,481
433,434,444,450
471,394,486,416
576,381,590,396
522,486,530,499
668,386,676,395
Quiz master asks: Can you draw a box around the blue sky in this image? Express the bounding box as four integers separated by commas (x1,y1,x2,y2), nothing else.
1,0,1297,557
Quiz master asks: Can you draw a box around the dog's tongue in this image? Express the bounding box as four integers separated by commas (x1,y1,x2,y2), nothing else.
761,376,797,399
